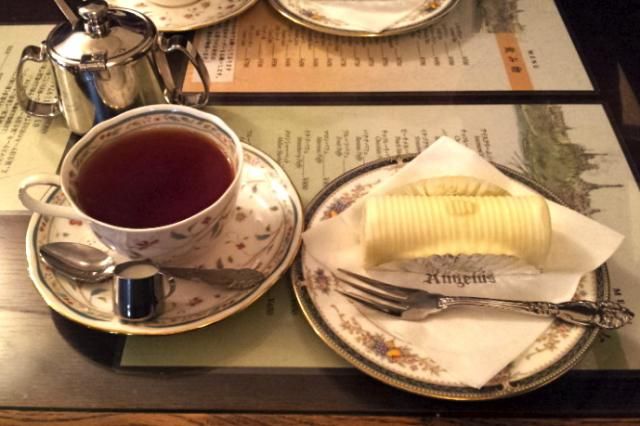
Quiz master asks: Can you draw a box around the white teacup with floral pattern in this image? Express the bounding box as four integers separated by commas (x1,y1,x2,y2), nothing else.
19,104,244,261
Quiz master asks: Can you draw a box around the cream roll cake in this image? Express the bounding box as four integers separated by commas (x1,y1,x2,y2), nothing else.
362,193,551,268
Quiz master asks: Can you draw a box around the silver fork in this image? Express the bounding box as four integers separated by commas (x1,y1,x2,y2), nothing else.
336,269,634,329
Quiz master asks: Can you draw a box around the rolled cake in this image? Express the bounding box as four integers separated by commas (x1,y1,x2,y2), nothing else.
390,176,509,197
363,195,551,267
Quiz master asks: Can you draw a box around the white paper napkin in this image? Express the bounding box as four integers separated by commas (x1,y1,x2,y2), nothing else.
302,137,624,388
300,0,425,33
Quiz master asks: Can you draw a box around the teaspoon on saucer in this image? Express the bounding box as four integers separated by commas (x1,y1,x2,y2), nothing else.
39,242,264,290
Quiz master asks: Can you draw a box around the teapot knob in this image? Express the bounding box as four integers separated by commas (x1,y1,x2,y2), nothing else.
78,0,110,37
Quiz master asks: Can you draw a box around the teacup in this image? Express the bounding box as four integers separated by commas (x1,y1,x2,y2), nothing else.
19,104,244,261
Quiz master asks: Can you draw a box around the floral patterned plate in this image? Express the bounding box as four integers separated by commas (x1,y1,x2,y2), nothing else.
268,0,460,37
26,144,302,335
107,0,258,32
291,155,607,400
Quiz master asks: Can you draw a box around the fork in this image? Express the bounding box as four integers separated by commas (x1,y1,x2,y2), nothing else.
336,269,634,329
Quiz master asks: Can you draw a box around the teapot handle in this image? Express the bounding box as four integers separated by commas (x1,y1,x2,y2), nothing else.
16,44,61,117
157,34,210,108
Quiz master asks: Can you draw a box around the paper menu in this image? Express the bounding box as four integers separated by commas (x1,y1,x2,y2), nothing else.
122,104,638,370
0,25,71,214
185,0,592,92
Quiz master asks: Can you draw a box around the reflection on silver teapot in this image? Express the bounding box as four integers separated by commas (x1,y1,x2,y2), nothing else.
16,0,210,135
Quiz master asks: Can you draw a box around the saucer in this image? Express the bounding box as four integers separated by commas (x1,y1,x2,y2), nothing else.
292,154,606,400
268,0,460,37
107,0,259,32
26,144,303,335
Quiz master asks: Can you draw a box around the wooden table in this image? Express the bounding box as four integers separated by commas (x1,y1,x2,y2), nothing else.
1,0,640,424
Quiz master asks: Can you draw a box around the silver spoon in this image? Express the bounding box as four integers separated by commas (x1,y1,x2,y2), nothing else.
39,242,265,290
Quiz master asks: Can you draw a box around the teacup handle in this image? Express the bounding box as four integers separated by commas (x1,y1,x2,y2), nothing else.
19,174,85,220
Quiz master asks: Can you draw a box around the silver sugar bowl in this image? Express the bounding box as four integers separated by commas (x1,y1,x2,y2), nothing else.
15,0,210,134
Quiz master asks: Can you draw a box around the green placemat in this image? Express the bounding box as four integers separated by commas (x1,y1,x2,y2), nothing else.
121,279,349,368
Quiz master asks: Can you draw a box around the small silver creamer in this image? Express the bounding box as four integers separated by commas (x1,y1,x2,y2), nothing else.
15,0,210,134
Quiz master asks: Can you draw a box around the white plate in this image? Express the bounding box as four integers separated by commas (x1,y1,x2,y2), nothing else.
268,0,460,37
26,144,303,335
292,155,606,400
107,0,258,32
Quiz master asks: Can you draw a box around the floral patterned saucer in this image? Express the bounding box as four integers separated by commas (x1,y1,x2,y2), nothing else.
292,155,607,400
107,0,258,32
26,144,302,335
268,0,460,37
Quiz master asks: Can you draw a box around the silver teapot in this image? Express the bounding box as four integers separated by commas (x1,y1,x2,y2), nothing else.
16,0,210,134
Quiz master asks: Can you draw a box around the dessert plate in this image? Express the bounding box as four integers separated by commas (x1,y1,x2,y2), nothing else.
26,144,303,335
268,0,460,37
107,0,258,32
292,154,607,400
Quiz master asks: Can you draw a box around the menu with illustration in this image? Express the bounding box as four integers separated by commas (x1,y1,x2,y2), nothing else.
184,0,592,92
0,22,633,374
122,103,639,371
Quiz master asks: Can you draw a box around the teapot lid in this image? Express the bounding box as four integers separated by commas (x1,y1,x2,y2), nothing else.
47,0,156,70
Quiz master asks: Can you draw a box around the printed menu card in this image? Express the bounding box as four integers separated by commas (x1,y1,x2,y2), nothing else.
0,25,70,213
184,0,592,93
